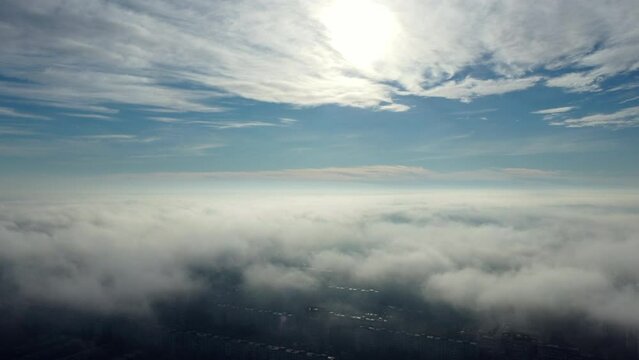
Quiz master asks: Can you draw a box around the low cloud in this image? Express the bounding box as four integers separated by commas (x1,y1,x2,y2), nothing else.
1,191,639,331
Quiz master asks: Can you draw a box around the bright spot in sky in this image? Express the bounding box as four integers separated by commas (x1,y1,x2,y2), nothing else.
320,0,399,69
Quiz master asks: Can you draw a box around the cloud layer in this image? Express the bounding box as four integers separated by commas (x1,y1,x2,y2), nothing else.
550,105,639,128
1,0,638,112
1,191,638,331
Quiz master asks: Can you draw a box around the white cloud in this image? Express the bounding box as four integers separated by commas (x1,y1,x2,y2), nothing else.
378,103,410,112
160,118,300,129
0,106,49,120
532,106,576,115
550,106,639,128
78,134,160,143
608,82,639,92
185,143,226,155
2,191,639,330
63,113,113,120
79,134,137,141
148,116,184,123
0,69,225,113
209,121,279,129
620,95,639,104
142,165,434,181
422,77,541,102
279,117,298,125
0,0,637,111
118,165,561,182
545,71,603,92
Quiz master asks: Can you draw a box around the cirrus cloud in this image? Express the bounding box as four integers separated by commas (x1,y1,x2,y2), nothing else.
550,106,639,128
0,0,638,112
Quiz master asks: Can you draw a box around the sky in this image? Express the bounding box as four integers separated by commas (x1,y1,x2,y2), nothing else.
2,1,639,345
0,0,638,191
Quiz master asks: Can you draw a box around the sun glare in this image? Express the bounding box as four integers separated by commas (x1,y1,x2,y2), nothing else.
320,0,399,69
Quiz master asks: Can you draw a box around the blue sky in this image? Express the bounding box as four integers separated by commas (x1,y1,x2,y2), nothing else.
1,0,638,190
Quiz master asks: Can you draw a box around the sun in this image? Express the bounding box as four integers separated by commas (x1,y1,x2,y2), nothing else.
320,0,399,69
